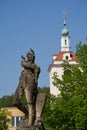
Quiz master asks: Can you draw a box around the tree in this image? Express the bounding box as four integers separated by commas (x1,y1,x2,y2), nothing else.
0,95,14,107
43,41,87,130
0,108,11,130
53,62,87,130
43,94,57,130
76,41,87,72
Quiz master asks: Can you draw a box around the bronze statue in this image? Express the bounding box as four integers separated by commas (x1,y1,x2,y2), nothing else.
13,49,40,126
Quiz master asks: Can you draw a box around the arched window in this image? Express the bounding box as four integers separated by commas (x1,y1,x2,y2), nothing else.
65,56,69,60
65,39,67,45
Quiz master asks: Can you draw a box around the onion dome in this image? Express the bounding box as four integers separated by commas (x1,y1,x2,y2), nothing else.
61,16,69,36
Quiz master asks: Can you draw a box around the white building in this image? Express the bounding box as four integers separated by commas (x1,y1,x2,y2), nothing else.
48,17,77,96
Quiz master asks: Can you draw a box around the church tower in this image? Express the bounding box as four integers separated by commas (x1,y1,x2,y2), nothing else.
61,16,71,52
48,17,77,96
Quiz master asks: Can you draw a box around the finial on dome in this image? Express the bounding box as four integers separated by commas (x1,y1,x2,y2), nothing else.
64,15,66,26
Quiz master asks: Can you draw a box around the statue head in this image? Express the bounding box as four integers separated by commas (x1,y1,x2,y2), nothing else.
27,49,35,63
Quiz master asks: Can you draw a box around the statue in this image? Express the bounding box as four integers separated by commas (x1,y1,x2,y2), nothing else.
13,49,46,130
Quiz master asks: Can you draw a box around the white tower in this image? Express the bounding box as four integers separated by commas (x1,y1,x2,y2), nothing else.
61,16,71,52
48,17,77,96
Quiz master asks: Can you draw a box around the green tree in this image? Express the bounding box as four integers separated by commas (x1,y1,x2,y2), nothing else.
0,108,11,130
76,41,87,72
0,95,14,107
53,62,87,130
43,41,87,130
43,94,57,130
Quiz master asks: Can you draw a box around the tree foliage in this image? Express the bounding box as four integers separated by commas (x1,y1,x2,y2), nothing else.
76,41,87,72
0,108,11,130
0,95,14,107
43,41,87,130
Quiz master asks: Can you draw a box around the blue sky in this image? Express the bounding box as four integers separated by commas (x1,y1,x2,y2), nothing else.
0,0,87,97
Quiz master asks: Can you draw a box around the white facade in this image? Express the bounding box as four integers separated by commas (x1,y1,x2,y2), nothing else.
49,66,63,96
61,36,71,52
48,17,77,96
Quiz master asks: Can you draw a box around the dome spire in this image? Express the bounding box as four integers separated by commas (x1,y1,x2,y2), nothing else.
64,15,66,26
61,16,69,36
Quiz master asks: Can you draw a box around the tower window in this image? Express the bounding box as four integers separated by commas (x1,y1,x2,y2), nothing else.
65,39,67,45
65,56,69,60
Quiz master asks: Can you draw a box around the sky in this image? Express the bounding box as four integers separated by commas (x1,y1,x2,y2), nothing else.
0,0,87,97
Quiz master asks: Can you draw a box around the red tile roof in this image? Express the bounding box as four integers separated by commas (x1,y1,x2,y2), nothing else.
53,52,77,61
70,53,77,60
55,53,63,60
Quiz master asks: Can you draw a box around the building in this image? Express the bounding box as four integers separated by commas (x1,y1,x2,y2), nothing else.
3,107,24,130
48,17,77,96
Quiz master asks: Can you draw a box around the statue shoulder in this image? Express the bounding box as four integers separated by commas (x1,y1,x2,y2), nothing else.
35,65,41,73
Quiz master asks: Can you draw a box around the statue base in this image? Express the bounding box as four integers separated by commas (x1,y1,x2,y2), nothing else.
17,126,36,130
16,119,45,130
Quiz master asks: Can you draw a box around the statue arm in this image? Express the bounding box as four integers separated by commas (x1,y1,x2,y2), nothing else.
34,66,40,83
21,61,38,70
21,61,40,82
